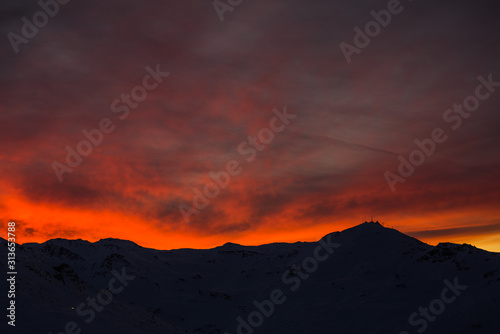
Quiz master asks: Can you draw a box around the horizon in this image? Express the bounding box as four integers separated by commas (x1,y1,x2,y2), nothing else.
8,221,499,253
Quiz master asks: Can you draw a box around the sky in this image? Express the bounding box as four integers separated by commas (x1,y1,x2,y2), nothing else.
1,0,499,251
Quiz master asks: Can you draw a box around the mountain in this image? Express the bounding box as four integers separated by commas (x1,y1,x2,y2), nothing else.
1,222,500,334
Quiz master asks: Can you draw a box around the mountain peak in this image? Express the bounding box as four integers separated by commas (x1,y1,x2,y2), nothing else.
219,242,242,249
340,220,387,235
362,220,383,226
96,238,139,246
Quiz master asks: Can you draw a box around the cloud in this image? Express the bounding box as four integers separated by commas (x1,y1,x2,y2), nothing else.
407,223,500,239
0,0,499,250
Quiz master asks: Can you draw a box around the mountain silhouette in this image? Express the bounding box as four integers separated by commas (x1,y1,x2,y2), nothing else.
2,221,499,333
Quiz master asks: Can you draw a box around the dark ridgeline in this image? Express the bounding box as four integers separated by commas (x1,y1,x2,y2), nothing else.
1,222,499,333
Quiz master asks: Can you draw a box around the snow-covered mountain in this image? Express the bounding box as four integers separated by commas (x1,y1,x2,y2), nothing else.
2,222,500,333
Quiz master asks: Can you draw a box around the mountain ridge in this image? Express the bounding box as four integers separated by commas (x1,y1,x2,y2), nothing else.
3,221,492,253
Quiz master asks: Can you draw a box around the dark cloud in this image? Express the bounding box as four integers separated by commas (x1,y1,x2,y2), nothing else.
408,223,500,239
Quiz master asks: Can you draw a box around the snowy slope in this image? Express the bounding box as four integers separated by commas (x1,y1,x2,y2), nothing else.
1,222,499,334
